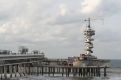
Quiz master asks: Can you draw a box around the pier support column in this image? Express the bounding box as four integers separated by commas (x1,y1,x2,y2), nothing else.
79,68,82,76
36,66,39,76
18,64,22,77
4,66,7,79
9,65,12,78
42,66,43,76
22,64,25,76
104,66,107,77
52,67,55,76
0,66,3,79
98,67,101,77
14,65,18,77
16,64,19,76
93,68,96,76
48,67,50,76
28,64,31,75
62,68,64,77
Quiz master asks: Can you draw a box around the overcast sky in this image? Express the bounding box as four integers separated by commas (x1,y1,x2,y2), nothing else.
0,0,121,59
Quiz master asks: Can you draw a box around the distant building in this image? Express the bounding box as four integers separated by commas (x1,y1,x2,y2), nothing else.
0,50,12,55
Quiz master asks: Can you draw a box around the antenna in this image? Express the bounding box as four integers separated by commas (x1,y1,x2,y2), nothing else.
84,18,91,28
84,17,104,28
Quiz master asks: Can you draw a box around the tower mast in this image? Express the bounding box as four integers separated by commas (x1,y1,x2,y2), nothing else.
84,18,95,55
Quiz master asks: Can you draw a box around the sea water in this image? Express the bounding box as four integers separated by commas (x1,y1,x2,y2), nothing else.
10,73,121,80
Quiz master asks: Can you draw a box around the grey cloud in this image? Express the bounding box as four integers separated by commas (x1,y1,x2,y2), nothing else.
96,30,121,42
94,0,121,17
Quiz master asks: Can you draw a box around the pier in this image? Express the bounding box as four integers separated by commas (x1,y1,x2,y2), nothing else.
0,53,109,79
0,54,109,79
0,63,108,79
0,18,110,79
